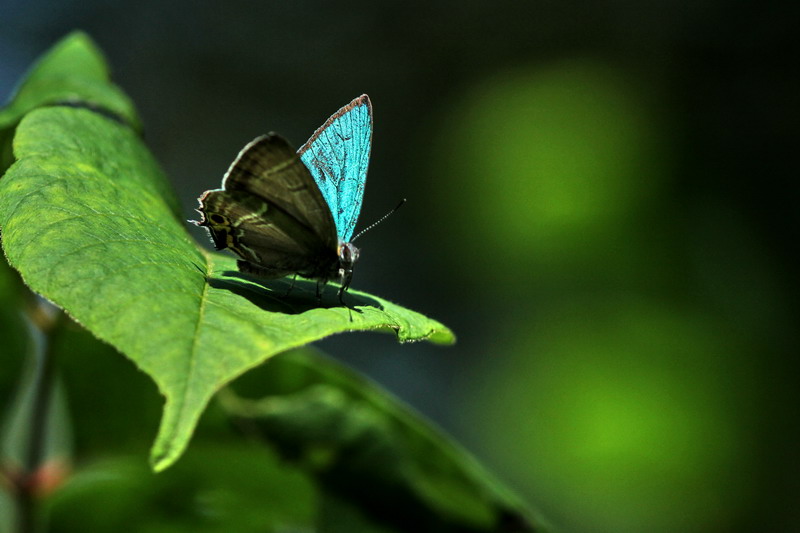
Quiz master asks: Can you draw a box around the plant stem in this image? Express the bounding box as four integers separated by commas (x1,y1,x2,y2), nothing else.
13,300,60,533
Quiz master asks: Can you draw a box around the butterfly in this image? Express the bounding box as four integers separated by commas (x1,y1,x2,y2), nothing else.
194,95,372,304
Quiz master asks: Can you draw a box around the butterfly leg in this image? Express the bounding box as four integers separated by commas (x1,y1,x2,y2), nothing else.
315,280,324,303
284,274,298,297
337,279,361,311
339,289,361,315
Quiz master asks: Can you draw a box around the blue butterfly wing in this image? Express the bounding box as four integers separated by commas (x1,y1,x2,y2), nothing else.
298,95,372,243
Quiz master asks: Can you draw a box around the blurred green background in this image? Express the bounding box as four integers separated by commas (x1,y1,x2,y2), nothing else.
2,1,797,531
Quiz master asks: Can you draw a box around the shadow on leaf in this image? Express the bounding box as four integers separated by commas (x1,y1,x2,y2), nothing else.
209,271,384,315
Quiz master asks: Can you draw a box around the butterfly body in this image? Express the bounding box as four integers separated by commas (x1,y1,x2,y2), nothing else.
194,95,372,303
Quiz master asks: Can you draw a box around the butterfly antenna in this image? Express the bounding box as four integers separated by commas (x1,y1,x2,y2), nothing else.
351,198,407,242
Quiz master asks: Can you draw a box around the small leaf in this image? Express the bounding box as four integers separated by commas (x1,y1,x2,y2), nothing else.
0,107,454,471
0,31,139,133
0,31,139,176
224,348,538,532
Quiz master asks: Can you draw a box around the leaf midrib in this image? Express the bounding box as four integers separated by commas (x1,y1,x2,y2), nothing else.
159,249,213,464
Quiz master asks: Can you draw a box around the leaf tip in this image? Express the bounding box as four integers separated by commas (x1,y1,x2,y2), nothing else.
149,446,178,473
397,324,456,345
430,328,457,345
48,30,106,66
61,29,95,47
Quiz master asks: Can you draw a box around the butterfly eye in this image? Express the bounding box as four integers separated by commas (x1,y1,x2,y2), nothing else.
209,214,226,224
338,243,359,265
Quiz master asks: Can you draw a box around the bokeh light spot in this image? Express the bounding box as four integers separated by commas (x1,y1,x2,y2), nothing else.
462,298,759,532
431,59,668,277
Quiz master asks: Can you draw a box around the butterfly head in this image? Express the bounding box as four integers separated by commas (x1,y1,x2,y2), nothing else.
337,241,360,290
192,194,236,252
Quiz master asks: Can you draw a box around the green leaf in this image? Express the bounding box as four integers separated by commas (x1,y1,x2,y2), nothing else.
0,257,29,408
0,245,22,300
51,321,164,455
0,31,139,132
224,348,538,532
46,445,316,533
0,249,24,315
0,31,139,176
0,106,454,471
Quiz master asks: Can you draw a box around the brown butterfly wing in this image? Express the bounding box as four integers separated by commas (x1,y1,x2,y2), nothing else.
222,134,338,249
196,134,339,278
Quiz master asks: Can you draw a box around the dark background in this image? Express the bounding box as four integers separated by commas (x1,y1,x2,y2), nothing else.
2,1,797,531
